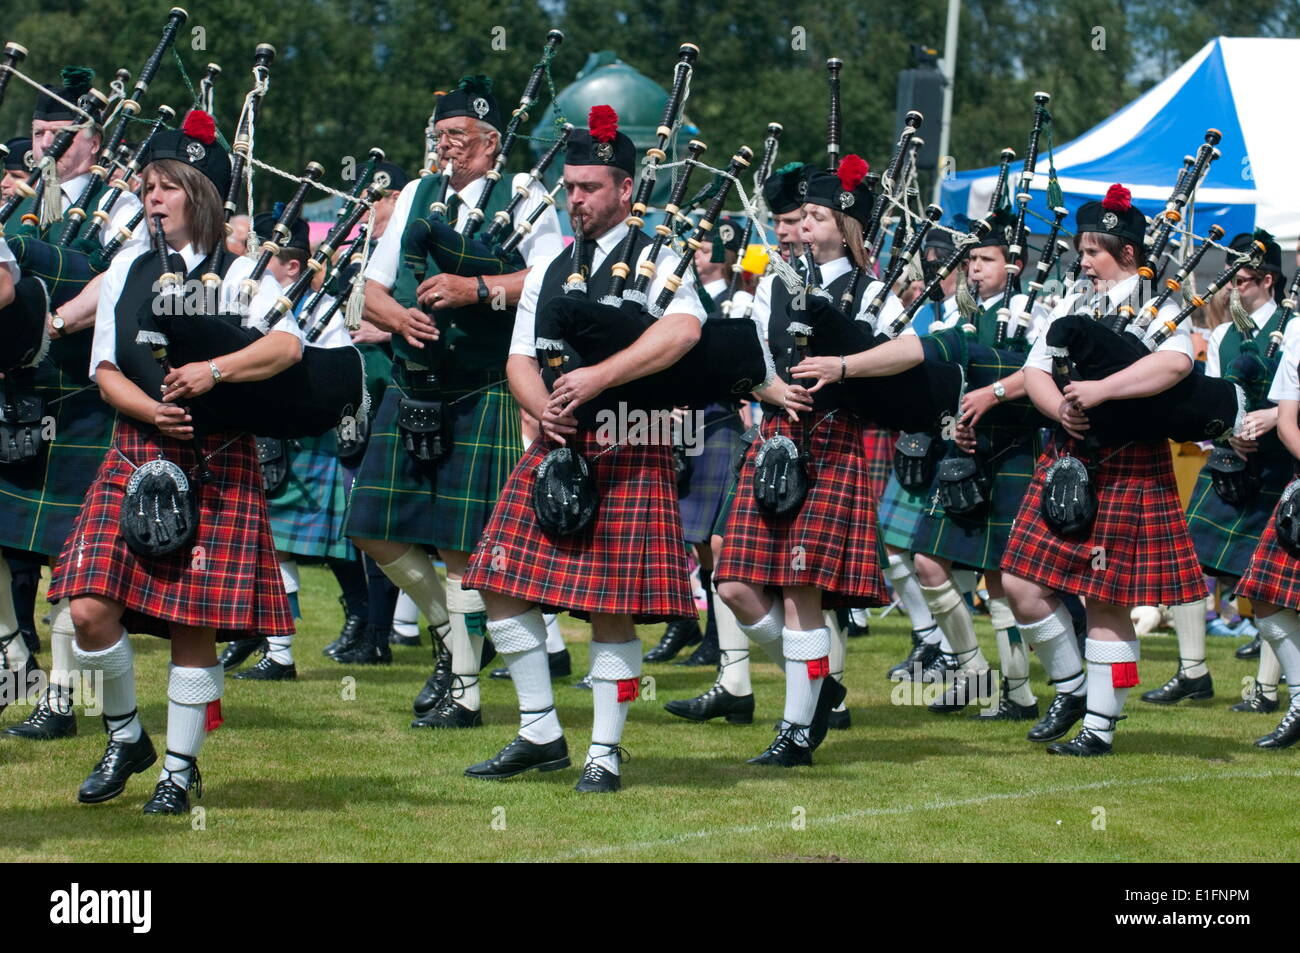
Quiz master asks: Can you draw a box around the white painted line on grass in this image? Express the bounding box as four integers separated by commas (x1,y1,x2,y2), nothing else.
529,766,1300,862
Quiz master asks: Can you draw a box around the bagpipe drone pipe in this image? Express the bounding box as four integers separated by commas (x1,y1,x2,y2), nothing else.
1043,232,1267,444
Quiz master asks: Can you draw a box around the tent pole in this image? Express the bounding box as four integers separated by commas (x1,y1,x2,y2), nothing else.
934,0,961,206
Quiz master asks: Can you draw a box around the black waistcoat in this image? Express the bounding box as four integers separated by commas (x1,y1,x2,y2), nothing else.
768,266,870,412
113,247,235,397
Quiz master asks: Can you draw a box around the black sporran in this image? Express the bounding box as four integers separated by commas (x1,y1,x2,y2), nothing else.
1274,479,1300,559
1206,446,1261,507
0,391,47,465
532,447,600,536
397,396,449,467
335,409,371,467
752,434,809,517
257,437,291,497
893,431,944,492
1040,454,1098,538
936,454,992,520
119,458,200,558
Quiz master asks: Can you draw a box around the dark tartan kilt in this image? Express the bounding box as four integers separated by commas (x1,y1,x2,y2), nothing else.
1186,451,1291,579
462,430,694,622
711,473,738,540
267,433,353,561
0,355,115,557
910,440,1036,572
878,471,935,552
862,426,895,500
677,404,744,544
1000,439,1204,607
715,411,889,609
47,420,293,639
344,376,522,553
1238,492,1300,611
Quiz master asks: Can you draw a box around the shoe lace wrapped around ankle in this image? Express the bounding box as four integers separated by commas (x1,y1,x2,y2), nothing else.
157,750,202,800
584,741,629,777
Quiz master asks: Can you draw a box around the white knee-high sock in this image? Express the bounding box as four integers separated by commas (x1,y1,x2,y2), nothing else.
1082,638,1140,744
736,599,786,669
1257,639,1281,701
715,581,752,696
0,556,27,674
392,591,420,637
1169,601,1208,678
885,553,937,636
543,613,565,653
588,640,641,774
921,579,988,671
266,635,294,665
444,578,485,712
49,600,77,713
825,610,848,712
1019,603,1085,696
989,597,1035,706
377,546,449,630
1258,612,1300,713
163,663,223,789
782,626,830,741
73,630,139,742
488,610,560,743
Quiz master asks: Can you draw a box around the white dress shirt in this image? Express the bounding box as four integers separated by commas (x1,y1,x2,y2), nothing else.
1206,300,1277,378
508,222,708,359
90,243,296,381
365,173,563,289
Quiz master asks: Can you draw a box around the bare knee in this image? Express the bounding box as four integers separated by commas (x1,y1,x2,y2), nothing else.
69,596,124,650
913,553,951,588
718,580,768,624
591,614,636,643
1001,573,1055,624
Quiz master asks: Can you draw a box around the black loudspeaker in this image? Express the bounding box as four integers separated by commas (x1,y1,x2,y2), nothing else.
895,66,945,172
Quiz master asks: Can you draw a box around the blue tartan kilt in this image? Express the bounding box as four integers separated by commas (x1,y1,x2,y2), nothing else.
343,374,522,553
0,355,115,558
677,404,744,543
910,441,1036,572
267,433,353,560
1186,450,1292,579
878,471,936,551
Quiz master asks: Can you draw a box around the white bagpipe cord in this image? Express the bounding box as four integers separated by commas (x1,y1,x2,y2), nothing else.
38,155,63,228
238,64,270,259
345,203,377,331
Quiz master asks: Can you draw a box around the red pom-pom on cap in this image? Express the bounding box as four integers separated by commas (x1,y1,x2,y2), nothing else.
837,153,869,193
1101,183,1132,212
182,110,217,146
588,105,619,144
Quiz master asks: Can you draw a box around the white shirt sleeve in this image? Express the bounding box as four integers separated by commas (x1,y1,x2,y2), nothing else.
507,249,555,358
0,236,17,283
306,295,353,349
1024,293,1080,374
752,274,774,343
644,243,707,324
855,280,912,337
516,180,564,268
363,178,420,289
1205,322,1231,378
221,255,302,340
99,191,143,249
1268,322,1300,403
88,245,145,380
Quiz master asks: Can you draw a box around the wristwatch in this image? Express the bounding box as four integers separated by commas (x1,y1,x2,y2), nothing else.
993,382,1007,402
476,276,489,304
50,313,66,337
209,360,223,383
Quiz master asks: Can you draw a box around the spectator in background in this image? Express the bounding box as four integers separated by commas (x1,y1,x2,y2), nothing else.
226,214,251,256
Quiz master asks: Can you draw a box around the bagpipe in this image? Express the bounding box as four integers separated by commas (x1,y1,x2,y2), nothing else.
720,120,782,317
1043,228,1260,445
993,92,1051,347
1140,129,1221,296
533,46,769,422
56,7,188,251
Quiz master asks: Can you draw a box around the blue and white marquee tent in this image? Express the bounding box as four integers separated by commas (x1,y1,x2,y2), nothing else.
940,37,1300,249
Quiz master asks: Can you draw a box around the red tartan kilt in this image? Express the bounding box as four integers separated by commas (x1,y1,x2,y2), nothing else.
1237,496,1300,611
861,426,895,500
715,412,889,608
1000,439,1203,607
47,420,293,639
461,430,694,622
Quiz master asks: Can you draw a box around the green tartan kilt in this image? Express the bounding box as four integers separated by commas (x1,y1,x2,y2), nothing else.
344,375,522,553
267,433,354,560
1186,451,1292,579
910,441,1035,572
878,471,935,551
0,352,116,558
711,472,739,540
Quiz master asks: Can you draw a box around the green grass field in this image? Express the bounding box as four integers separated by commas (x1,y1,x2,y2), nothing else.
2,564,1297,862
